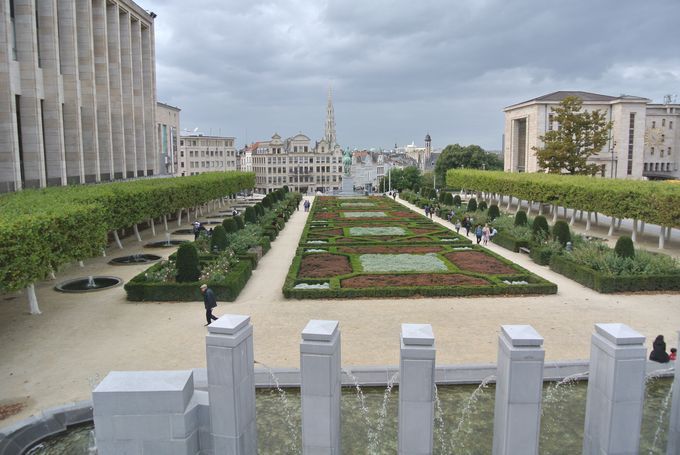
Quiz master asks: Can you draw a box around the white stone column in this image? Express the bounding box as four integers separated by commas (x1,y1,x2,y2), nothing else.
106,1,125,179
667,330,680,455
119,10,136,178
492,325,544,455
92,0,113,181
582,323,646,455
300,320,341,455
131,19,146,175
141,23,155,175
398,323,435,455
206,315,257,455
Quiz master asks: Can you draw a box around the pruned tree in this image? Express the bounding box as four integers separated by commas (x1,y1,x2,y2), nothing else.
533,96,613,175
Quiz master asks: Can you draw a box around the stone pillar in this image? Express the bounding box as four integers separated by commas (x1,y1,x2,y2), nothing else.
582,323,646,455
92,370,199,454
130,18,146,176
92,0,113,182
492,325,544,455
0,0,21,192
300,320,341,454
206,315,257,455
667,330,680,455
119,9,136,178
398,323,435,455
106,1,125,179
141,23,155,175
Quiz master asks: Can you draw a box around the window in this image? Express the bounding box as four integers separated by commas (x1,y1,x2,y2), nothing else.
662,134,665,142
627,113,635,175
669,147,672,155
670,121,674,129
651,147,655,155
548,113,554,131
652,121,656,128
661,149,665,158
662,119,666,127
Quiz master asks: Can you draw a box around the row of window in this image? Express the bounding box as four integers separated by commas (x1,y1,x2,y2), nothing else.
179,161,233,169
644,162,673,172
649,147,672,157
252,156,339,165
651,119,674,129
180,139,234,147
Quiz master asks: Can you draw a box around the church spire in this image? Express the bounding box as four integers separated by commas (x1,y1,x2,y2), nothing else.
324,87,336,148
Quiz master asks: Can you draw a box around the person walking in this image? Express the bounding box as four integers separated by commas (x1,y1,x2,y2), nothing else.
454,219,461,233
201,284,218,326
475,224,483,245
482,224,491,246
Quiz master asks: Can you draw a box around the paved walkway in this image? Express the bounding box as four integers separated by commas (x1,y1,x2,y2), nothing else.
1,195,679,427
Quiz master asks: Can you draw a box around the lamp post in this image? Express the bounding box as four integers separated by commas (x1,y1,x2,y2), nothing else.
609,141,617,179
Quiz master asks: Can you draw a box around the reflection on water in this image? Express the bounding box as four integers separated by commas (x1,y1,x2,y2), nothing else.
27,378,673,454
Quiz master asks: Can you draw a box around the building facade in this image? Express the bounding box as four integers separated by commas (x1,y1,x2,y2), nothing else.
504,91,680,179
177,134,236,177
156,102,179,175
248,89,345,194
0,0,157,192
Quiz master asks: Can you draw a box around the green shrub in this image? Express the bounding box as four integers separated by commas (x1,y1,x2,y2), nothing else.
514,210,528,226
467,198,477,212
176,243,200,282
234,215,245,229
443,193,454,205
614,236,635,259
254,203,265,217
244,206,257,223
222,218,238,233
532,215,550,238
210,225,229,252
453,195,462,206
283,185,290,193
478,201,488,212
552,221,571,246
488,204,500,220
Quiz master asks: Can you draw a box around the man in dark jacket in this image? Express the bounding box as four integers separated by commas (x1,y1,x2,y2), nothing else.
200,284,218,326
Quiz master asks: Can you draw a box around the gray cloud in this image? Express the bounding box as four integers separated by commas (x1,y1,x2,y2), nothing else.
144,0,680,150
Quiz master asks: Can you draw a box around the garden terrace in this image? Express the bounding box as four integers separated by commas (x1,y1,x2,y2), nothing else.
284,196,556,298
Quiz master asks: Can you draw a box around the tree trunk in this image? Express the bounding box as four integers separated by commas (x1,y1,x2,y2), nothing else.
659,227,666,249
177,209,182,226
639,221,645,235
552,205,558,223
585,212,591,231
608,218,616,236
163,215,168,232
113,230,123,249
632,219,638,242
79,260,85,267
133,224,142,242
27,283,41,315
569,210,576,226
150,218,156,237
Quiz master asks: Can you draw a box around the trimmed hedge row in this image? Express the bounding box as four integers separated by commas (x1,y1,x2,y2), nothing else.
492,232,530,253
446,169,680,227
0,172,255,292
125,260,253,301
549,254,680,293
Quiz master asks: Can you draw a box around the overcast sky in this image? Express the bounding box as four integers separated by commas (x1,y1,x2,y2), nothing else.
143,0,680,151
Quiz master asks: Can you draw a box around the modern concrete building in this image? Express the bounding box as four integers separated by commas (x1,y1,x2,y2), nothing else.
504,91,680,179
156,102,179,175
177,133,236,177
0,0,158,193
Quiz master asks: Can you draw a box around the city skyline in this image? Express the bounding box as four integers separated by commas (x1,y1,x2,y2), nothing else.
145,0,680,150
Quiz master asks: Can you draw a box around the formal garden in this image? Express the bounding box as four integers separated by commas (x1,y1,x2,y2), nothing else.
125,187,302,301
283,196,556,298
394,170,680,293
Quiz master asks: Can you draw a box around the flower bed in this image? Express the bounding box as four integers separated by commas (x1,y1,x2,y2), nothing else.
284,196,556,299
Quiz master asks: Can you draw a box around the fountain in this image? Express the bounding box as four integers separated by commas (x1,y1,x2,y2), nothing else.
144,232,187,248
55,276,122,293
108,253,161,265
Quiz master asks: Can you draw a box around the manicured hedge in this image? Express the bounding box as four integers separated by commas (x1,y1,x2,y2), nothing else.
125,261,252,301
446,169,680,227
0,172,255,292
492,232,530,253
549,254,680,293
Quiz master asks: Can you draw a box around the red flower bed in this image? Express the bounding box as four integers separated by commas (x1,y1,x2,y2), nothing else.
299,254,351,278
444,251,517,274
338,246,444,254
342,274,489,288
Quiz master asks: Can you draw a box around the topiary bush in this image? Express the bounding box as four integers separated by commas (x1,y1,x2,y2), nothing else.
222,218,238,233
283,185,289,193
488,204,500,220
478,201,488,212
176,243,200,282
210,225,229,252
254,203,265,217
234,214,245,230
514,210,528,226
532,215,550,238
467,198,477,212
552,220,571,246
614,236,635,259
443,193,454,205
453,195,462,207
244,206,257,224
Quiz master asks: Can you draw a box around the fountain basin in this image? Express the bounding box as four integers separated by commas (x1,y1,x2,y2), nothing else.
55,276,122,293
108,254,162,266
172,229,195,235
145,240,188,248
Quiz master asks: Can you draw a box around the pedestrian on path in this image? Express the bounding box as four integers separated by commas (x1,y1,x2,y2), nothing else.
475,225,483,244
482,224,491,246
201,284,218,326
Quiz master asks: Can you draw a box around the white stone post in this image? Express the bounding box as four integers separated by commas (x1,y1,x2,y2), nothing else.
206,315,257,455
668,330,680,455
300,320,341,455
492,325,544,455
582,323,646,455
399,324,435,455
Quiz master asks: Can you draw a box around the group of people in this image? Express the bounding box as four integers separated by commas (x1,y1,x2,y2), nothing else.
302,199,311,212
192,221,211,240
423,204,436,219
649,334,677,363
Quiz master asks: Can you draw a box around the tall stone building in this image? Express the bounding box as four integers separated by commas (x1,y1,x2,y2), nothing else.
156,102,179,175
177,133,236,177
0,0,157,193
504,91,680,179
248,89,345,194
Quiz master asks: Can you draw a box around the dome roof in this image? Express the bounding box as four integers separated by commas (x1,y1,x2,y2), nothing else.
425,133,431,142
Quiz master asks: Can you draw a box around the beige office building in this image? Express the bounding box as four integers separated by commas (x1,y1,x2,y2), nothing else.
178,134,236,177
504,91,680,179
156,101,179,175
0,0,157,193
